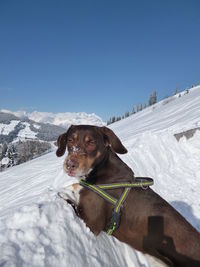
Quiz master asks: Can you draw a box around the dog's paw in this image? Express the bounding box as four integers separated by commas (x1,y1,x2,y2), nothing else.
58,192,79,216
58,191,70,201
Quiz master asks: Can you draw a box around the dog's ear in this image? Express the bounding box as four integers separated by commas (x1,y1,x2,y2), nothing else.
56,132,68,157
100,126,127,154
56,125,74,157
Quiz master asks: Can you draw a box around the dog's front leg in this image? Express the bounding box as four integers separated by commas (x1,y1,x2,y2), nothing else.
58,183,82,215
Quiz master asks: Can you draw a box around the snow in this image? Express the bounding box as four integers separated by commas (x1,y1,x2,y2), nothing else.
0,85,200,266
33,124,41,129
0,155,151,267
28,111,105,128
0,198,149,267
1,157,9,165
17,122,37,140
112,85,200,138
0,120,37,142
0,120,20,135
0,110,105,128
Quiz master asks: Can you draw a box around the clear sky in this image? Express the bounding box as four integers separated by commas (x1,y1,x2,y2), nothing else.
0,0,200,121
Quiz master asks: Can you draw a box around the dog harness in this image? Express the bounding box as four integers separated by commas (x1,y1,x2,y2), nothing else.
79,177,154,236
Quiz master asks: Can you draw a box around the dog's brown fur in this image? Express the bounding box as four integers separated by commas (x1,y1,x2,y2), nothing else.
56,125,200,267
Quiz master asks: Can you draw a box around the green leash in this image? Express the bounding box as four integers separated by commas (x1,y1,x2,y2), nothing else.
80,177,154,236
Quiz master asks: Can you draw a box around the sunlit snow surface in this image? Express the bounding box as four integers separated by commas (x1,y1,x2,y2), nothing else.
17,122,38,139
0,86,200,267
0,120,20,135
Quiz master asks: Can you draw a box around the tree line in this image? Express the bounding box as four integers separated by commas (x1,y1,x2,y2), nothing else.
107,90,157,125
107,84,196,125
0,140,52,171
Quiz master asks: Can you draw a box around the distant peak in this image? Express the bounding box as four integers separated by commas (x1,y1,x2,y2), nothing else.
0,109,105,128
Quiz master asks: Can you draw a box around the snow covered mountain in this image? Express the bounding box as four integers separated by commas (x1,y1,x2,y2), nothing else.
0,85,200,267
0,112,66,170
0,112,66,143
1,110,105,128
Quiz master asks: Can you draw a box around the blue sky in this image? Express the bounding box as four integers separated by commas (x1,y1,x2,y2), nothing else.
0,0,200,121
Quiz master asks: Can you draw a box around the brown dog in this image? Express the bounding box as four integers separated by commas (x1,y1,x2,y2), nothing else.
56,125,200,267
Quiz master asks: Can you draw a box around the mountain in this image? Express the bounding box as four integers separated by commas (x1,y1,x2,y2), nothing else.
1,110,105,128
0,111,67,170
0,85,200,266
0,111,66,143
0,110,105,170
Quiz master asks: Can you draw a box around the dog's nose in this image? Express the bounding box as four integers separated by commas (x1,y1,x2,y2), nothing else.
66,158,79,170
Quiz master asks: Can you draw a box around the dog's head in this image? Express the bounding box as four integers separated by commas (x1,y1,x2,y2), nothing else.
56,125,127,177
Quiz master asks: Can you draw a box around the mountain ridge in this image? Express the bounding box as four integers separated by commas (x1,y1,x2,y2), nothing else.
0,109,105,128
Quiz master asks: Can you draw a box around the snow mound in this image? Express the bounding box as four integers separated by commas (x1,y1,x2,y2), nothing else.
0,188,151,267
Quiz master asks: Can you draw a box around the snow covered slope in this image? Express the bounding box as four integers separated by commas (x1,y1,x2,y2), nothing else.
0,85,200,267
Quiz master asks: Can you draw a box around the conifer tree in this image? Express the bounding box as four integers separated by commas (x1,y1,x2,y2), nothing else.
148,91,157,106
174,87,178,95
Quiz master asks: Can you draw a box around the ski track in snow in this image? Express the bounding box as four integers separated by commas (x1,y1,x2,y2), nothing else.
0,85,200,267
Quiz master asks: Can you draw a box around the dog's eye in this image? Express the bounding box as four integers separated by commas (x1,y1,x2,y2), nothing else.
67,138,73,143
88,140,96,145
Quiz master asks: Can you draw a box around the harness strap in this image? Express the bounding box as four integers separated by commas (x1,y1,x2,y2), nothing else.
98,179,153,190
107,187,131,235
79,177,154,236
115,187,131,212
80,180,118,205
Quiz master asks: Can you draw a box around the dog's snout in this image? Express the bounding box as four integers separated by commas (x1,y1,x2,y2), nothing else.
66,158,79,170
